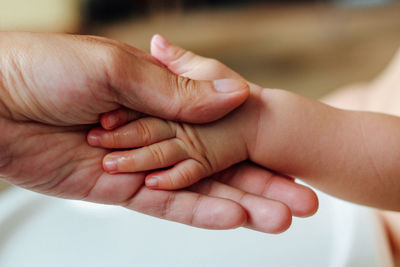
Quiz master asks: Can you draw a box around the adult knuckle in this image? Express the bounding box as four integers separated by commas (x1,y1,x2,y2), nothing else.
174,75,197,102
107,131,121,147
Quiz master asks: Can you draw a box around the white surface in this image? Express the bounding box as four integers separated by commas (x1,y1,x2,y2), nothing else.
0,187,393,267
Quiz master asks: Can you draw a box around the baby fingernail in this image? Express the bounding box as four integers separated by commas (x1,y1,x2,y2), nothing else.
146,177,159,188
153,34,169,49
105,115,119,129
104,156,118,172
88,135,100,146
213,79,247,93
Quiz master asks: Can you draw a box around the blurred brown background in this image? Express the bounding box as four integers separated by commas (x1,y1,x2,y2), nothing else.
0,0,400,191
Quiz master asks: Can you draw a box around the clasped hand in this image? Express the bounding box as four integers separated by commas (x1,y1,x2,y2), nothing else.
0,32,317,234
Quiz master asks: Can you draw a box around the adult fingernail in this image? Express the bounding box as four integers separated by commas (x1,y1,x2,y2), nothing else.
213,79,247,93
88,134,100,146
146,177,159,188
153,34,169,50
103,156,118,172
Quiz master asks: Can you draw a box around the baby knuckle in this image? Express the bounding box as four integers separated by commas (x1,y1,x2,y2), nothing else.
175,165,193,187
169,48,189,66
149,144,166,166
176,124,215,173
136,120,152,145
102,131,117,147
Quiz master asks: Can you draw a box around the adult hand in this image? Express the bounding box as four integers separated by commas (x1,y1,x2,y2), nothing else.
0,32,252,229
93,35,318,233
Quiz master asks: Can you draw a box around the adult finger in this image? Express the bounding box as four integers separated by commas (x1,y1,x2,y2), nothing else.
84,170,247,230
150,34,243,80
215,163,319,217
103,40,249,123
190,179,292,234
123,186,247,230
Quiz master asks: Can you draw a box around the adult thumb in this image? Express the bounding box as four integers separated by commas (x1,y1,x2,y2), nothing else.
105,43,249,123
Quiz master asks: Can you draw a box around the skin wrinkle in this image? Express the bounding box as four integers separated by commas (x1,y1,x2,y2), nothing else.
49,159,99,199
0,63,15,121
5,48,74,126
237,191,248,204
189,193,204,227
243,89,264,162
77,168,103,201
5,133,50,183
160,191,177,220
167,47,189,71
102,47,123,106
170,51,201,75
169,162,190,188
120,184,146,208
260,173,278,197
5,122,91,192
11,48,51,123
136,119,154,146
2,51,31,120
104,47,141,108
358,113,386,187
37,162,77,194
174,75,197,115
43,48,103,125
194,179,215,196
34,141,88,194
98,175,145,205
149,143,168,167
181,123,215,173
70,49,113,123
13,133,76,188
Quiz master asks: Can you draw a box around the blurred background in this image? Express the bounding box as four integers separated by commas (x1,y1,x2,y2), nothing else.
0,0,399,191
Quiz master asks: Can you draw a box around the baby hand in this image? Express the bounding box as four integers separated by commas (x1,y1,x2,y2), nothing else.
88,115,248,190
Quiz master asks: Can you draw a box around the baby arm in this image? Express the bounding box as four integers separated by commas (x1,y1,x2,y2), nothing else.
89,85,400,210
